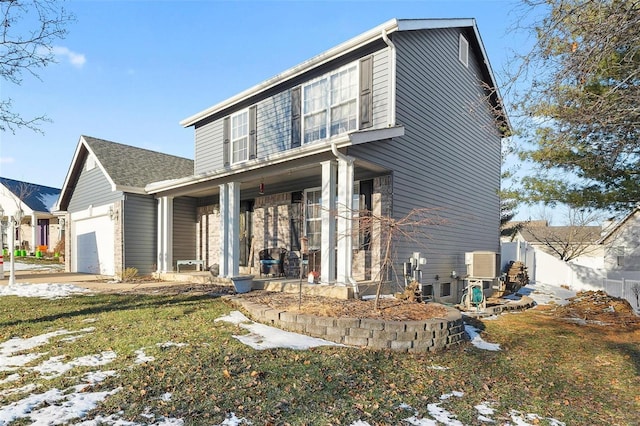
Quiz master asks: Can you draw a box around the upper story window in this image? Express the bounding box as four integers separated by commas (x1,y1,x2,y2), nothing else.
303,63,358,144
459,34,469,67
231,109,249,164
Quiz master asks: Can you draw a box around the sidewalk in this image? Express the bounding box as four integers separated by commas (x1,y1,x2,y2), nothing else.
0,269,196,293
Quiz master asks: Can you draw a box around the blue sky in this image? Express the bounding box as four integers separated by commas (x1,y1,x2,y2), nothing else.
1,0,545,218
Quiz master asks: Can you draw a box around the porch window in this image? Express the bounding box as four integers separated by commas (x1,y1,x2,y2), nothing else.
303,63,358,144
305,188,322,250
304,182,362,251
231,109,249,164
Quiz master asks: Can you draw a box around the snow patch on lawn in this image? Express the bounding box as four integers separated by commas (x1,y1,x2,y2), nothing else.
215,310,342,350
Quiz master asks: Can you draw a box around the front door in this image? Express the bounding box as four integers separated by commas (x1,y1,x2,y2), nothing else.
239,201,253,266
37,219,50,248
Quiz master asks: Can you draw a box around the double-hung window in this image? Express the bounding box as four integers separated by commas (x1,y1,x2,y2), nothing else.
305,189,322,250
330,65,358,136
231,109,249,164
303,63,358,144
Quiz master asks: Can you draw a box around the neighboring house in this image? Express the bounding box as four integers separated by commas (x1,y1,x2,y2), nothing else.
139,18,509,303
55,136,193,276
598,207,640,280
502,212,640,309
501,221,605,288
509,221,603,262
0,177,61,254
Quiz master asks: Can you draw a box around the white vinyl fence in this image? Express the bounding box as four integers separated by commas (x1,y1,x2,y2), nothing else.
601,278,640,311
502,241,640,311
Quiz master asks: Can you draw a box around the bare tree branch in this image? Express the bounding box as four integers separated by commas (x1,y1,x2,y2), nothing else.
0,0,74,133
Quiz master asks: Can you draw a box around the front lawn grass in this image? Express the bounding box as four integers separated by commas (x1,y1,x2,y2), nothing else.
0,292,638,425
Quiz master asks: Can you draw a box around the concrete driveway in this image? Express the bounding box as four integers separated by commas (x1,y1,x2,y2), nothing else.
0,270,198,293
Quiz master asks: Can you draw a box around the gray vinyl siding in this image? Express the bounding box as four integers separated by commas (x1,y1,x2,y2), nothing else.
371,47,390,129
122,194,156,274
349,28,501,289
257,90,292,157
194,119,224,175
193,49,390,174
173,197,197,267
67,159,123,212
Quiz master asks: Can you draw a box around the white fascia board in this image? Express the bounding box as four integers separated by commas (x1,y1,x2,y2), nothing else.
349,125,405,145
146,133,351,194
55,136,86,211
113,185,147,195
597,207,639,244
397,18,475,31
180,19,400,128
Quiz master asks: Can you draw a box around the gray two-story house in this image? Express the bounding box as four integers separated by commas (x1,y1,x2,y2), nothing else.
142,18,509,302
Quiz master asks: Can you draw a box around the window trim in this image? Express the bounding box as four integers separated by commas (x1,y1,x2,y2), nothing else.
301,61,359,145
230,108,249,164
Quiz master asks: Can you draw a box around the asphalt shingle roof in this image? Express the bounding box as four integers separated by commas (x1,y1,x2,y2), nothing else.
0,177,60,213
82,136,194,188
518,225,602,244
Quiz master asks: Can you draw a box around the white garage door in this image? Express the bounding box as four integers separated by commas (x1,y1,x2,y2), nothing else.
73,215,115,275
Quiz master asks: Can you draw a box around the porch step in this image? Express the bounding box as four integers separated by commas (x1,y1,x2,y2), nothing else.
255,280,354,300
153,271,370,300
154,271,213,284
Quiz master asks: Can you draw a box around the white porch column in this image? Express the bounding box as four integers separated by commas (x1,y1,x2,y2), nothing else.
336,158,354,285
228,181,240,277
219,184,229,277
156,196,174,272
31,213,37,252
219,182,241,278
321,160,337,284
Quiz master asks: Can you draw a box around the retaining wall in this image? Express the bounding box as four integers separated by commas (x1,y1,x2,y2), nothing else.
226,296,467,352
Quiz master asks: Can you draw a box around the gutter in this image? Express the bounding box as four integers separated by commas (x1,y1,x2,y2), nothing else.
180,19,401,128
381,29,396,126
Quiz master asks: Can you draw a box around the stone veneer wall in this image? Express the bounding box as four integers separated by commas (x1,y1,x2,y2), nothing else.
196,205,221,269
227,295,466,352
113,201,123,278
253,193,292,271
196,176,393,279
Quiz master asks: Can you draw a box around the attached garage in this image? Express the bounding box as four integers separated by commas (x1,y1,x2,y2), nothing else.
55,136,194,278
71,208,115,275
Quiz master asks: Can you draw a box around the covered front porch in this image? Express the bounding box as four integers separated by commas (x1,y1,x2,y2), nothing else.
148,131,403,296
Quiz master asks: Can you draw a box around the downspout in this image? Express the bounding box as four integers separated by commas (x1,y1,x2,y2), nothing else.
381,29,396,126
331,142,359,298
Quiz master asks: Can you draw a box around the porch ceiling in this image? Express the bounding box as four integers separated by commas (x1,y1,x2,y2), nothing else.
161,152,390,199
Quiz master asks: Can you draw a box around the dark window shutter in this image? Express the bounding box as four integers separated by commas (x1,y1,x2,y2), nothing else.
291,86,301,148
359,56,373,129
223,116,230,167
249,105,257,160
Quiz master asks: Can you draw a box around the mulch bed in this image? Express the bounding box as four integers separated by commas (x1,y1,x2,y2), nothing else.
236,290,448,321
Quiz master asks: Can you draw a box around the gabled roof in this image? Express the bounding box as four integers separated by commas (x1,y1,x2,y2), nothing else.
0,177,60,214
598,207,640,244
180,18,509,132
57,136,194,210
518,225,602,245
